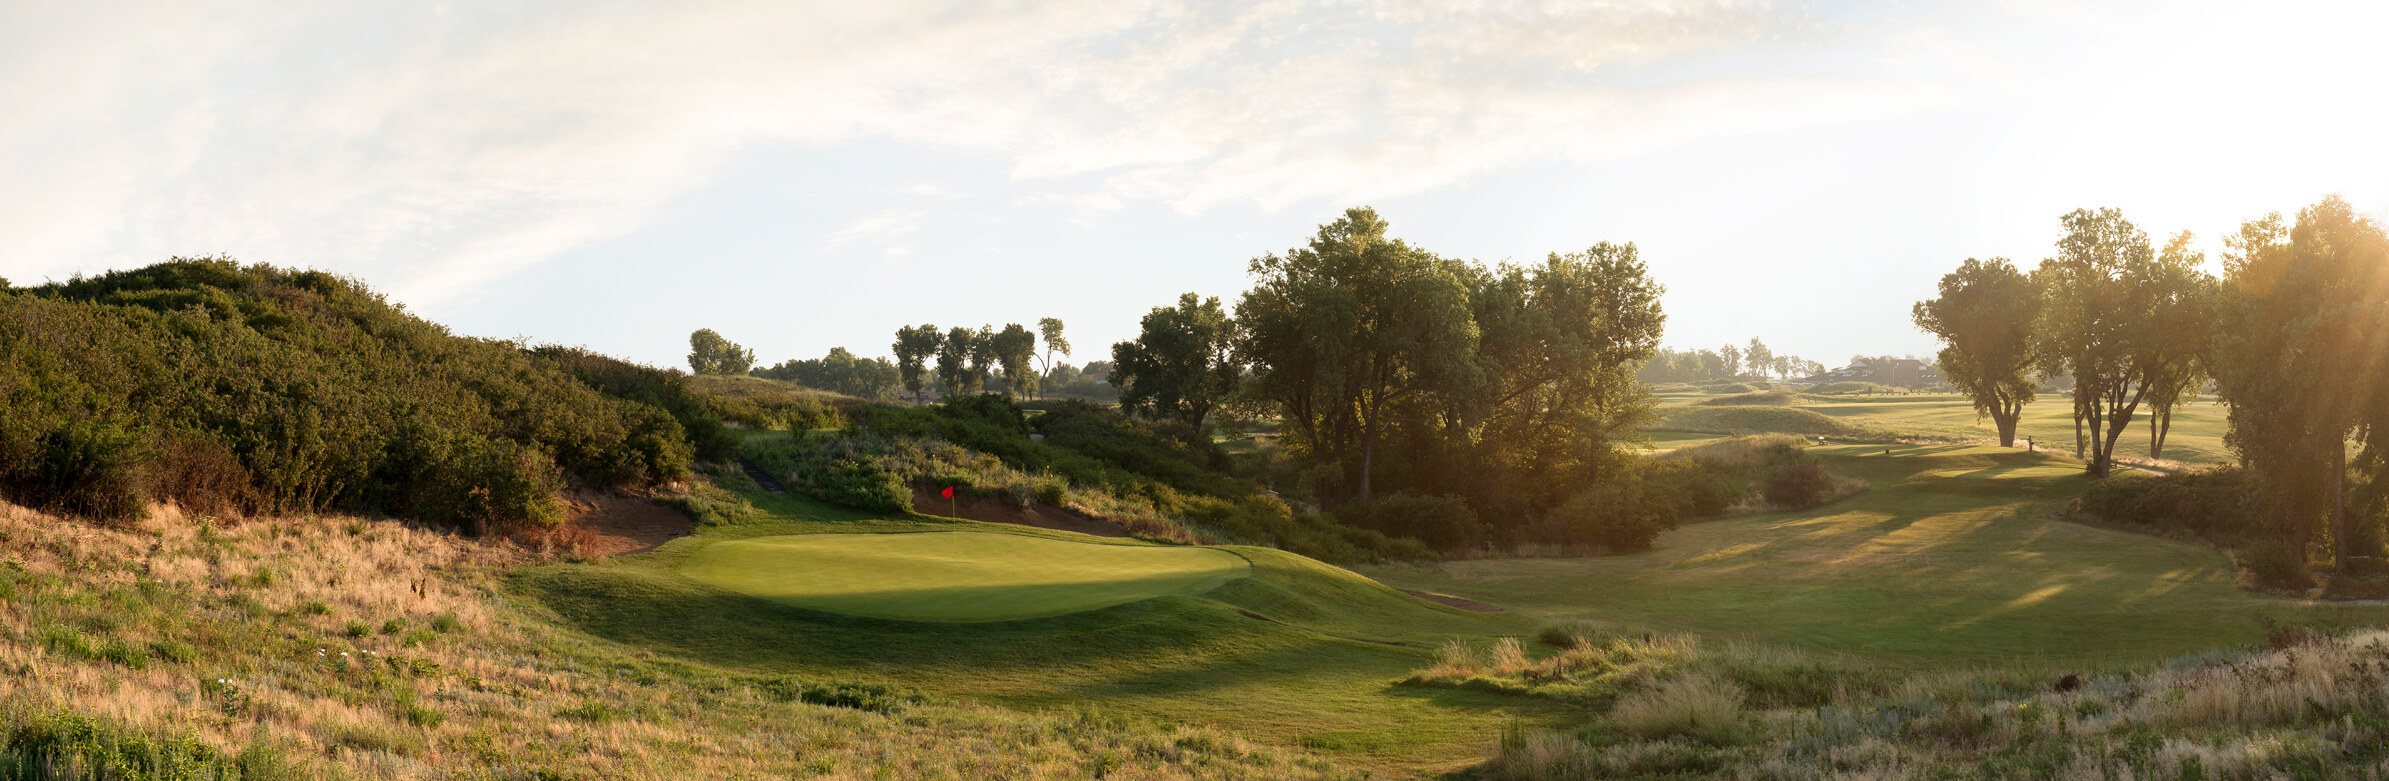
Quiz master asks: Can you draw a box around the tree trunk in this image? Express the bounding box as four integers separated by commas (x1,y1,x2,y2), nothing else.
2071,387,2086,459
2151,407,2173,460
2334,444,2350,578
1357,426,1378,504
1993,407,2019,448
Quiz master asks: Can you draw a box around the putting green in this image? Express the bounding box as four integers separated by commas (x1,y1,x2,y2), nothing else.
678,532,1252,622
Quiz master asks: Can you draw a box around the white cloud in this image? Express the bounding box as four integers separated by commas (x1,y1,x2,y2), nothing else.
4,0,2372,315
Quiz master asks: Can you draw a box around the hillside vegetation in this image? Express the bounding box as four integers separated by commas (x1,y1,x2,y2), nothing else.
0,258,722,530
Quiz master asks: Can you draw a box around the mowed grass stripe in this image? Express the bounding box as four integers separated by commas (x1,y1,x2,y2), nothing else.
679,532,1252,622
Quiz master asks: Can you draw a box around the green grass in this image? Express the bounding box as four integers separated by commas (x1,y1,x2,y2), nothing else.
679,532,1252,622
1364,443,2389,670
1655,387,2233,464
514,489,1543,775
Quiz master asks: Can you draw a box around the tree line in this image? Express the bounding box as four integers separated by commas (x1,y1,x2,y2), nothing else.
1636,338,1828,384
1915,196,2389,576
686,318,1117,402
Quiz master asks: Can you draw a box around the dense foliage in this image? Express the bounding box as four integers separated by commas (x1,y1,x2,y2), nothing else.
750,347,901,400
748,395,1431,562
0,258,706,530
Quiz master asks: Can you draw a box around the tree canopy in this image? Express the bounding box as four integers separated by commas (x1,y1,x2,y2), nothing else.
687,328,755,375
1913,257,2041,446
1111,293,1241,430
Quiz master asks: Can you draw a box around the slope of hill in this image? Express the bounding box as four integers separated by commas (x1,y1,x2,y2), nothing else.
0,259,722,530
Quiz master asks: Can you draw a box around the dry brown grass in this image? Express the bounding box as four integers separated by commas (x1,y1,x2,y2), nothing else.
0,500,1348,779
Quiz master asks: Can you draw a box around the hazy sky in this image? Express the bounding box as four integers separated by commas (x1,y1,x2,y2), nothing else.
5,1,2383,372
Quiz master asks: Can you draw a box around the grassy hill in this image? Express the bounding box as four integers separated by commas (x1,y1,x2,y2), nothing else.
515,482,1544,776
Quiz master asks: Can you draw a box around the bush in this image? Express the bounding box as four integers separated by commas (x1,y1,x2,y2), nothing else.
2242,539,2313,591
1333,493,1487,554
1763,455,1836,510
2078,467,2257,542
1547,479,1679,553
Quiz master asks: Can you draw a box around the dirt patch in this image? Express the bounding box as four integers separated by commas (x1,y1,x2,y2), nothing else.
560,492,695,557
1402,589,1502,613
910,484,1130,539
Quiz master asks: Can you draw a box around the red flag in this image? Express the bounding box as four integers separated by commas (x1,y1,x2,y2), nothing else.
940,486,955,499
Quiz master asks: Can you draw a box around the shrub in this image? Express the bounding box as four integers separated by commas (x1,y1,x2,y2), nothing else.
1333,493,1487,553
1764,457,1836,510
1547,479,1679,553
2242,540,2313,591
2078,467,2257,542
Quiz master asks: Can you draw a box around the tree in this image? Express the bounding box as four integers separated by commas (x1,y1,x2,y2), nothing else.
1743,338,1773,381
1036,317,1071,387
1913,257,2042,446
1720,343,1742,378
1456,244,1666,510
1111,293,1242,430
937,326,981,396
2034,207,2207,477
1236,207,1479,504
2138,232,2217,459
967,325,998,392
891,324,941,401
990,323,1039,398
756,347,902,400
2212,196,2389,577
687,329,754,375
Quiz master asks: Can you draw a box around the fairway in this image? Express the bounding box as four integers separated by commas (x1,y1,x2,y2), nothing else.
678,532,1252,622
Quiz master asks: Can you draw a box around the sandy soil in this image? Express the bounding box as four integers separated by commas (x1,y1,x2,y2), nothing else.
561,492,695,557
908,484,1131,539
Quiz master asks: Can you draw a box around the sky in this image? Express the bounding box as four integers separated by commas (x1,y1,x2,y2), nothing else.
4,0,2384,372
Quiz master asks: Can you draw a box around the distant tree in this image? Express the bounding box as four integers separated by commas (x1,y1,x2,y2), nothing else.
1913,257,2042,446
937,326,981,396
687,329,755,375
1111,293,1242,430
967,325,998,391
891,324,942,401
1743,338,1773,381
1720,343,1742,378
1035,317,1071,386
757,347,901,400
990,323,1039,398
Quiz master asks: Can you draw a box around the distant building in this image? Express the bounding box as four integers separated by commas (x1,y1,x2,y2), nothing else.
1794,357,1941,388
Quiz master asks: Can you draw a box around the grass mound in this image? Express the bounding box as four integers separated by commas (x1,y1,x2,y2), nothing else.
1691,390,1798,407
1657,406,1865,437
677,532,1251,622
1805,381,1898,395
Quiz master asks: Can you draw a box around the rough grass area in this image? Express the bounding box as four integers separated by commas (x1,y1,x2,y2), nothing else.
1482,630,2389,779
0,501,1356,779
1364,445,2389,668
678,531,1251,621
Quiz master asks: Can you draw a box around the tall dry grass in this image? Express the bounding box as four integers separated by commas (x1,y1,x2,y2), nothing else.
0,500,1347,779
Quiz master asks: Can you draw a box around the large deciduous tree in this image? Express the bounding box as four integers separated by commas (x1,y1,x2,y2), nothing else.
1456,244,1666,510
1913,258,2041,446
1110,293,1242,430
2034,208,2208,477
1742,338,1772,381
2212,196,2389,577
1236,207,1478,504
687,329,754,375
891,324,941,401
